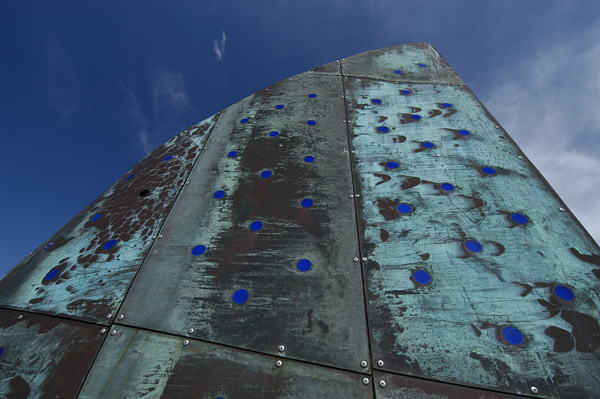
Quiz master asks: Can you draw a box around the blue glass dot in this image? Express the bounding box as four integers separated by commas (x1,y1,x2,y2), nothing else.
422,142,434,149
465,240,482,253
419,63,427,67
510,213,528,224
232,289,249,304
301,199,314,208
394,70,402,74
213,190,225,199
163,155,173,161
554,285,575,301
45,268,59,281
413,270,431,285
275,104,284,109
387,162,399,169
43,241,54,250
411,115,421,120
442,103,452,108
459,130,471,136
308,93,317,98
0,347,3,358
227,151,238,158
269,131,279,137
378,126,389,133
297,259,312,272
307,120,316,126
502,326,524,345
304,156,315,163
372,99,382,104
240,118,249,124
482,167,496,175
103,239,117,250
441,183,455,192
260,170,272,178
401,90,411,95
397,204,412,214
250,221,263,231
192,245,206,256
125,174,134,181
90,213,102,222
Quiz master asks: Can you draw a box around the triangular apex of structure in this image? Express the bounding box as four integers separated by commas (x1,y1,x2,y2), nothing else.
1,43,599,399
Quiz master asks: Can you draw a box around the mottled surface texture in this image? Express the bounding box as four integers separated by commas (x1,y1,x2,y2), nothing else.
0,43,599,398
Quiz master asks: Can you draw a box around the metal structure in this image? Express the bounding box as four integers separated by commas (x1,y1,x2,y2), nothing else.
1,43,599,398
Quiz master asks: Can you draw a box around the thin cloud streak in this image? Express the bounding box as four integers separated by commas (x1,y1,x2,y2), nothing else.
213,31,227,61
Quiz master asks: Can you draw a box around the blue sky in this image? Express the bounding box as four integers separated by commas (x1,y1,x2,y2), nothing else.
1,1,599,277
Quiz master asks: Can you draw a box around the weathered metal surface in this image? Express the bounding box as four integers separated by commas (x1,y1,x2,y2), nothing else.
341,43,464,85
345,75,600,398
79,325,373,399
117,73,370,373
0,117,217,324
306,59,341,75
373,371,522,399
0,308,104,398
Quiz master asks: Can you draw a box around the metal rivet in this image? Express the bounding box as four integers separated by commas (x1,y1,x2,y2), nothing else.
188,328,194,334
379,380,386,388
362,257,367,261
27,303,32,308
158,234,163,239
110,330,117,336
186,181,190,185
360,360,368,368
436,154,441,157
353,258,359,262
349,194,354,198
362,377,370,385
278,345,285,352
183,340,189,346
495,125,500,129
17,315,23,320
518,156,523,159
118,314,124,320
343,120,347,123
100,328,106,334
531,386,539,395
106,313,112,319
559,208,565,212
276,360,283,368
377,360,384,367
278,144,283,147
476,103,480,106
351,150,355,154
355,194,360,197
153,235,157,239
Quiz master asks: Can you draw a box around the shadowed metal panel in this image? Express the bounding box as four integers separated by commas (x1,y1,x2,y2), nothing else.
117,74,370,372
0,308,104,398
345,72,600,398
0,117,216,324
306,59,341,75
78,326,373,399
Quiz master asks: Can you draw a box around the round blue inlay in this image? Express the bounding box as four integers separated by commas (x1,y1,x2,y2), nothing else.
163,155,173,161
465,240,482,253
554,285,575,301
308,93,317,98
90,213,102,222
397,204,412,214
442,103,452,108
502,326,524,345
378,126,389,133
125,174,134,181
103,239,117,250
459,130,471,136
227,151,238,158
441,183,455,192
307,120,316,126
232,289,249,304
297,259,312,272
304,156,315,163
413,270,431,285
43,241,54,250
0,347,3,358
301,199,314,208
269,131,279,137
482,167,496,175
394,70,402,74
372,99,382,104
387,162,399,169
192,245,206,256
214,190,225,199
411,115,421,120
45,268,59,281
250,221,263,231
510,213,528,224
418,63,427,67
401,90,411,95
275,104,284,109
422,142,434,149
260,170,272,178
240,118,249,124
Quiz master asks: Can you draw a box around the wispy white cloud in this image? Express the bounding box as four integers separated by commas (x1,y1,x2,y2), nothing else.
213,31,227,61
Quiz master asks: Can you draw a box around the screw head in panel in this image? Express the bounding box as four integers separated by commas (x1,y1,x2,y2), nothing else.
118,314,124,320
110,330,117,336
360,360,368,368
106,313,112,319
158,234,163,239
531,386,539,395
362,377,370,385
278,345,285,352
17,315,23,320
495,125,500,129
379,380,386,388
100,328,106,334
353,258,359,262
278,144,283,147
361,257,367,262
355,194,360,198
183,340,189,346
351,150,355,154
559,208,565,212
186,181,190,185
349,194,354,198
518,156,523,159
377,360,384,367
188,328,194,334
276,360,283,368
436,154,441,157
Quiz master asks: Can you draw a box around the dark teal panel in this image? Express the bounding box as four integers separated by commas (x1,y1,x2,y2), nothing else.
78,326,373,399
0,117,216,324
345,77,600,398
117,74,370,372
0,308,104,398
341,43,464,84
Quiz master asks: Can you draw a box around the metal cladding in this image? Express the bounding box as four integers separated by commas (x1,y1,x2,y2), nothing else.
0,43,599,398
